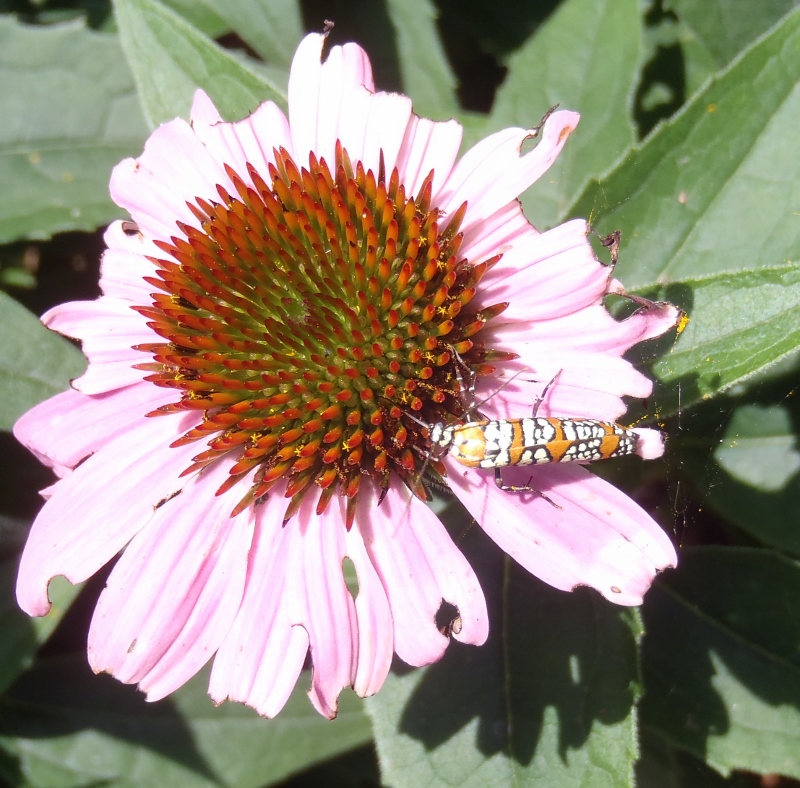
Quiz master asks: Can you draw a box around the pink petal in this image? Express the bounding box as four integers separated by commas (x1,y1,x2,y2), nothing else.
447,462,677,606
436,110,580,234
189,88,222,126
210,487,361,719
330,41,375,91
87,461,253,694
110,119,235,242
13,383,174,475
337,89,413,179
43,299,151,394
37,481,59,500
459,201,538,265
287,34,326,164
395,115,463,199
344,523,394,698
212,620,309,718
490,300,680,357
190,90,292,187
354,479,488,666
474,220,611,322
99,222,161,303
16,412,198,616
140,503,253,700
289,495,358,718
288,34,374,169
473,351,654,422
538,385,631,421
209,497,307,717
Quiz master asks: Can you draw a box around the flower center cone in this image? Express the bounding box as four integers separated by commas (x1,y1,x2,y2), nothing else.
133,144,512,526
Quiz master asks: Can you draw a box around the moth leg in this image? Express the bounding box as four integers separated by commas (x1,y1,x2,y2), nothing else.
493,468,561,509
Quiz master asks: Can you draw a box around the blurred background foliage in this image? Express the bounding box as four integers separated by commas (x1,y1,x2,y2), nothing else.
1,0,800,786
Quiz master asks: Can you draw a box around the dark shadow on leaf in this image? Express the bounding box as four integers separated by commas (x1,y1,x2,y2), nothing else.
501,577,639,764
0,433,55,524
437,0,561,58
634,0,686,140
671,376,800,556
684,448,800,558
0,0,113,29
0,653,223,786
396,517,638,765
636,725,765,788
282,742,381,788
5,229,104,319
396,636,508,756
0,742,24,788
0,563,219,785
0,548,39,696
640,580,730,760
641,548,800,766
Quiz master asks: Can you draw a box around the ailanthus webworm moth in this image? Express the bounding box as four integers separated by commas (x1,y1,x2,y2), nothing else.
407,351,644,498
428,416,638,471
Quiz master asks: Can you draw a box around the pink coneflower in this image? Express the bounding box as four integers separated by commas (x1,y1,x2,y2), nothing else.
14,32,678,718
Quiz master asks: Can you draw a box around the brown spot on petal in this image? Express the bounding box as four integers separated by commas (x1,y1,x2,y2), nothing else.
558,125,573,144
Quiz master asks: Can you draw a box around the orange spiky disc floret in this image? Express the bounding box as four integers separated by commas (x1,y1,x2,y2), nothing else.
133,144,511,526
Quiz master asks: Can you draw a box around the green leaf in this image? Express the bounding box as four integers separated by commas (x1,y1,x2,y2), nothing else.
386,0,459,119
367,526,640,787
662,3,799,99
0,267,37,290
0,17,149,244
641,547,800,780
637,263,800,416
202,0,303,68
678,23,721,97
679,400,800,556
1,656,372,787
113,0,287,128
666,0,800,67
571,6,800,290
0,292,86,431
714,403,800,492
160,0,231,38
0,552,81,695
485,0,641,228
